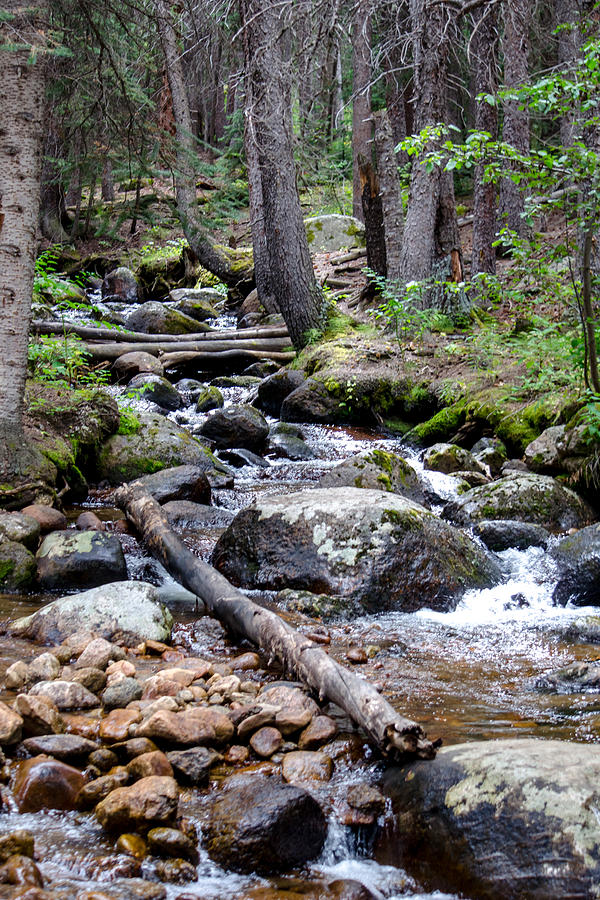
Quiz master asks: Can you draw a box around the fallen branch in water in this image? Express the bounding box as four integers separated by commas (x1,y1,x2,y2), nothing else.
84,336,294,361
114,481,438,763
32,320,289,344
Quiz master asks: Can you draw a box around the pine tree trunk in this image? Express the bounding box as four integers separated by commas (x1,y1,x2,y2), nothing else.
352,0,372,221
0,1,47,439
555,0,580,149
359,156,387,276
399,0,464,311
471,4,499,277
374,109,404,282
239,0,325,349
498,0,531,237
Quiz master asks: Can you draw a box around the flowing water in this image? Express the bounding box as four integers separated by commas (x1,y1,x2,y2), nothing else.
0,369,598,898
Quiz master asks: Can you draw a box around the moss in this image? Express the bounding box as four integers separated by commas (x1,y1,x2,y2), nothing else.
117,410,141,436
376,473,393,491
0,560,14,582
408,403,467,445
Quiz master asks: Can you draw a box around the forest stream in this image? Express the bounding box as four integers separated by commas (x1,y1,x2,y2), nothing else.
0,364,598,900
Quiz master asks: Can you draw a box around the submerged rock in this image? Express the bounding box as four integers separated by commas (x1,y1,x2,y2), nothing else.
36,530,127,590
212,488,500,614
205,776,327,873
10,581,173,645
444,473,596,532
199,404,269,451
383,738,600,899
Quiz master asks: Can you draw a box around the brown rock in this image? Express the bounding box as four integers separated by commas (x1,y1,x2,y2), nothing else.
232,652,260,671
76,769,130,808
111,737,158,760
19,734,98,762
13,695,64,737
274,708,312,736
95,776,178,831
76,512,105,531
175,657,212,679
136,710,215,746
28,680,99,711
0,831,34,863
147,827,198,863
249,727,283,759
282,751,333,785
346,647,367,664
116,833,147,859
127,751,173,781
144,640,170,656
99,709,141,743
141,676,182,701
153,858,196,884
0,854,43,886
224,745,250,766
75,638,125,671
88,748,119,772
161,650,184,664
237,706,280,740
298,715,337,750
61,713,100,740
13,756,85,812
106,659,136,681
346,783,385,815
0,701,23,745
157,668,195,687
21,504,67,532
27,653,60,684
259,686,320,717
187,707,234,744
5,661,29,691
69,667,107,694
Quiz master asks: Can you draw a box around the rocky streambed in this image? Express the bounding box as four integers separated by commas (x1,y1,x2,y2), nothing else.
2,335,600,896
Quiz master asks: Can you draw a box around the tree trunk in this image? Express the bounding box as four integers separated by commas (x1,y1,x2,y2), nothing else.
498,0,531,237
374,109,404,282
115,482,437,763
555,0,580,149
352,0,373,221
471,3,499,277
239,0,325,349
399,0,464,311
155,0,255,296
101,156,115,202
359,156,387,276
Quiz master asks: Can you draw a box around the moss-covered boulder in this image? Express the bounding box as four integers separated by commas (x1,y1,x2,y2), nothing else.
319,449,426,504
382,739,600,899
195,386,224,413
97,412,226,484
303,214,365,252
168,288,220,321
101,266,139,303
423,443,486,475
0,541,37,591
36,531,127,591
552,524,600,607
126,301,209,336
212,487,500,614
444,473,596,532
0,512,40,551
125,374,181,411
199,404,269,451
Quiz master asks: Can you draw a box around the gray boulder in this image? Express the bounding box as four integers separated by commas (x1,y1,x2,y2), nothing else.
195,385,224,413
162,501,234,529
36,531,127,590
200,404,269,451
101,267,139,303
10,581,173,645
212,488,500,614
0,541,36,591
268,432,316,461
126,301,209,335
255,370,305,417
97,412,226,484
423,442,486,475
319,449,426,504
444,473,596,532
113,352,164,381
135,465,211,505
304,214,365,252
0,512,40,551
473,519,550,552
168,288,220,321
383,738,600,899
524,425,566,474
205,776,327,873
552,524,600,607
125,374,181,411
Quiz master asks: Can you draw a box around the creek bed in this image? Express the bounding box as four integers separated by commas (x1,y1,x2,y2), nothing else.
0,379,598,898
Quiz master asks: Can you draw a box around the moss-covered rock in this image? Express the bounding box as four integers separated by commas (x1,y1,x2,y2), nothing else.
0,540,36,591
97,412,226,484
303,215,365,252
0,512,40,551
423,443,486,476
126,301,210,336
212,487,500,614
319,449,427,504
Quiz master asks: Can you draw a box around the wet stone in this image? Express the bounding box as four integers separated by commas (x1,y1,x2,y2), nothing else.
102,678,143,710
5,661,29,691
88,748,119,772
237,706,280,740
346,647,367,664
61,713,100,740
224,745,250,766
69,667,107,694
29,681,99,711
18,734,98,762
75,638,125,671
0,702,23,745
250,727,283,759
153,858,196,884
99,709,142,743
13,756,85,813
281,751,333,785
0,853,44,886
0,831,34,863
127,751,173,781
166,747,220,785
298,715,337,750
147,827,198,863
95,775,179,832
116,833,147,860
136,710,215,746
275,709,312,736
111,738,159,760
346,783,385,815
232,652,260,671
27,653,61,684
76,770,130,808
13,695,64,738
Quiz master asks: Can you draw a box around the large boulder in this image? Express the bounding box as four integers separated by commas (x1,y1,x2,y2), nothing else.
255,370,306,417
113,351,164,381
0,541,37,591
126,301,209,335
9,581,173,645
200,404,269,451
304,214,365,252
168,288,220,321
382,739,600,899
125,374,181,412
212,488,500,614
552,524,600,607
423,442,486,475
523,425,566,474
97,412,226,484
319,449,426,504
36,531,127,590
13,756,85,813
0,512,40,551
444,473,596,532
205,776,327,873
101,266,139,303
134,465,211,505
95,775,179,832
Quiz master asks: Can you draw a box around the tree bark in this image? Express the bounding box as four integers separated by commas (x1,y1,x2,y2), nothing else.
359,156,387,276
352,0,373,221
115,481,437,763
471,3,499,277
399,0,464,311
374,109,404,282
498,0,531,237
555,0,581,149
238,0,325,349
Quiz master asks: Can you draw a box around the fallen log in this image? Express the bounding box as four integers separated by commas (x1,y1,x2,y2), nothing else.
114,481,438,763
161,348,296,369
327,249,367,266
32,320,289,344
85,337,294,362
